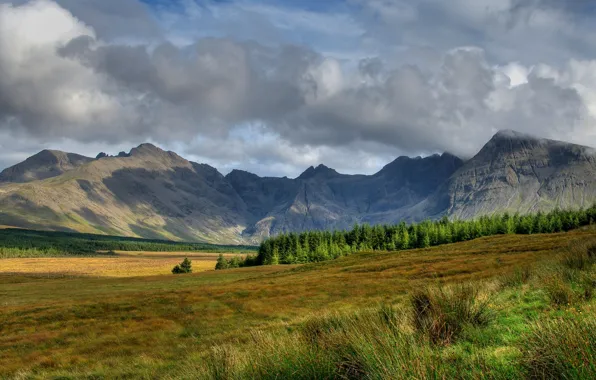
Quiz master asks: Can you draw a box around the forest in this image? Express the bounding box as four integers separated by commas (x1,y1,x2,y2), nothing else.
0,228,256,257
251,206,596,266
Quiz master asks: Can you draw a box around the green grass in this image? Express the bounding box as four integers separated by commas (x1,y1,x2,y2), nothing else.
1,229,596,378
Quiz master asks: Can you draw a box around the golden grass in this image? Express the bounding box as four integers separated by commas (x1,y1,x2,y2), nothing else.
0,256,218,277
1,228,595,377
0,251,244,277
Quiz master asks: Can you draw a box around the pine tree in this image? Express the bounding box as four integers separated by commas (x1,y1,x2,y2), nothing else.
271,246,280,265
422,231,431,248
173,257,192,273
402,229,410,250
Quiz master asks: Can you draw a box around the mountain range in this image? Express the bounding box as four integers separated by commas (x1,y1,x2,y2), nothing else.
1,130,596,244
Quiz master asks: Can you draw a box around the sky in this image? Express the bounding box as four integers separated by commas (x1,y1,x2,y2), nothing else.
1,0,596,177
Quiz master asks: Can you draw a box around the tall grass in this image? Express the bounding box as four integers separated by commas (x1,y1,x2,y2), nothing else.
198,307,445,379
539,239,596,307
196,297,497,379
561,240,596,271
521,317,596,379
500,265,533,289
411,283,492,345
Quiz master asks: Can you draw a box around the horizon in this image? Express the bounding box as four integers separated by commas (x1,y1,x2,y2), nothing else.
2,1,596,177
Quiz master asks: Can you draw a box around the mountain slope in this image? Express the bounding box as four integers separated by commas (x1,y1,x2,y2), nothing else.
0,144,249,243
0,150,93,183
437,130,596,218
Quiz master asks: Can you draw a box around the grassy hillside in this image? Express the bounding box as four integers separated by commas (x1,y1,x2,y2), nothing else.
0,228,257,258
1,228,595,378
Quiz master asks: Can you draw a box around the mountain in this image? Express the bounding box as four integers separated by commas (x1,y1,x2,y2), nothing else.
0,150,93,183
224,153,464,240
437,129,596,218
0,144,249,243
1,131,595,244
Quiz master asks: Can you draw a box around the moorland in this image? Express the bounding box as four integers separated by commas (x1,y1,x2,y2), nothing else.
2,226,596,378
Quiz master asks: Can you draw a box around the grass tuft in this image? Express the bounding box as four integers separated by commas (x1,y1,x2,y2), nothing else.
521,317,596,379
500,265,533,289
542,275,576,307
411,283,492,345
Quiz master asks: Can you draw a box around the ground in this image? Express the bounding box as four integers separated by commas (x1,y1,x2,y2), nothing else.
1,228,595,378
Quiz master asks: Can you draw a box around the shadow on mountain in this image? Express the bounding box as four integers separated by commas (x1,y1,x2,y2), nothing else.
100,167,247,241
76,179,106,204
74,207,112,229
102,166,245,218
0,195,108,234
129,223,170,240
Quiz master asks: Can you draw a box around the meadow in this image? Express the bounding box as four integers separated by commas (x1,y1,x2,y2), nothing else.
1,227,596,378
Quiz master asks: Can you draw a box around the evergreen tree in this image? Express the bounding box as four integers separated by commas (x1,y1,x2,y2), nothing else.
173,257,192,273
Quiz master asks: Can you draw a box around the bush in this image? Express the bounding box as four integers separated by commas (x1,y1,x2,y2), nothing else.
411,283,492,345
521,317,596,379
172,257,192,274
215,254,228,270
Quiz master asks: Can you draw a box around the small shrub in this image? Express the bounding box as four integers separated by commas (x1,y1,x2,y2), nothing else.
171,265,183,274
172,258,192,274
521,317,596,379
411,283,492,345
228,256,242,268
215,254,228,270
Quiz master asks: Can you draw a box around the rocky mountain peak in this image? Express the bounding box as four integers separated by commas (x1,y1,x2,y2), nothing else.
0,149,92,183
297,164,340,180
129,143,167,157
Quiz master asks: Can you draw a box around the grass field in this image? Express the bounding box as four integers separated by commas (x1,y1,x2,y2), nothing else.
0,251,241,277
1,228,596,378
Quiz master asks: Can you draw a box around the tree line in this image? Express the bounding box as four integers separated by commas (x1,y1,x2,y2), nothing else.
241,206,596,267
0,228,257,255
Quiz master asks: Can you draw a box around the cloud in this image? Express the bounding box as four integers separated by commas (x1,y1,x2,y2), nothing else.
1,0,596,176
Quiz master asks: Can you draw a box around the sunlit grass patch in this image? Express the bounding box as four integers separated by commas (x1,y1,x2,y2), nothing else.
0,256,218,277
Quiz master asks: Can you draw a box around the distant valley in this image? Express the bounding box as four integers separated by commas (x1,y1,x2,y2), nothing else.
1,130,596,244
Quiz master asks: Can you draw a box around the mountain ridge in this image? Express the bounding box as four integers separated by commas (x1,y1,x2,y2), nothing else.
1,130,595,244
